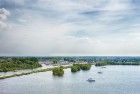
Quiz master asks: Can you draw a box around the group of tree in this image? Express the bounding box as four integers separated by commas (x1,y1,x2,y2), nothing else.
95,60,140,66
52,67,64,76
0,57,41,72
71,63,91,73
95,61,108,66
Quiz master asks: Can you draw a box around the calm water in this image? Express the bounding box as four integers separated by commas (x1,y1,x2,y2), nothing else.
0,65,140,94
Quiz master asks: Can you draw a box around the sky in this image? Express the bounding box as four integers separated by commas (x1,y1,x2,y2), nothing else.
0,0,140,56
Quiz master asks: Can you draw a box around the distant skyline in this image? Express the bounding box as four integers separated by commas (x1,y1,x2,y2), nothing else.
0,0,140,56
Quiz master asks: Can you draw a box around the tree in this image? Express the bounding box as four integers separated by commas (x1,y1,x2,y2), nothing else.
52,67,64,76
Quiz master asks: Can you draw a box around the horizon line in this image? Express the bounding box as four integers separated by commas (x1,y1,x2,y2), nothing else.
0,55,140,57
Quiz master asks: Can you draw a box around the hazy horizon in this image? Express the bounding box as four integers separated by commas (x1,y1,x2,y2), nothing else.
0,55,140,57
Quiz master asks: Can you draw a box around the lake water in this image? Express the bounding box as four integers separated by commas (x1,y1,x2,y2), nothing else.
0,65,140,94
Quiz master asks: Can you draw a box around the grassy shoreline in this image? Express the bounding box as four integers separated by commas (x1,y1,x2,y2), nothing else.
0,65,72,80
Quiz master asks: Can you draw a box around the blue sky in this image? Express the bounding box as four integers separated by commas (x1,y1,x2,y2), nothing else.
0,0,140,56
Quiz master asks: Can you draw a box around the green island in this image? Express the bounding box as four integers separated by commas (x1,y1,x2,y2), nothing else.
71,64,91,72
52,67,64,76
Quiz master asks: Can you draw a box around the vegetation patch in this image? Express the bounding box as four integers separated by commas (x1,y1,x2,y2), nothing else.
95,61,140,66
52,67,64,76
71,63,91,73
95,61,108,66
0,57,41,72
108,62,140,65
80,64,91,70
71,65,80,72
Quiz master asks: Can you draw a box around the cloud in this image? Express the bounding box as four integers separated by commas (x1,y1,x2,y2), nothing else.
0,0,140,56
0,21,7,29
0,0,27,8
0,8,10,31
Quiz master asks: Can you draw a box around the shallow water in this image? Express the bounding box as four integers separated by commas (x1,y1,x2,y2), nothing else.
0,65,140,94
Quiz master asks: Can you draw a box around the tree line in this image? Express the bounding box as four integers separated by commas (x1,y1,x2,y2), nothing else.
0,57,41,72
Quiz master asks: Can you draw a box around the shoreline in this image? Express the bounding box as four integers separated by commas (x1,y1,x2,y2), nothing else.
0,63,139,80
0,64,72,80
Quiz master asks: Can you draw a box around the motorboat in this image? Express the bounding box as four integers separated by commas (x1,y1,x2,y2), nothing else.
101,66,106,68
98,71,102,74
87,78,95,82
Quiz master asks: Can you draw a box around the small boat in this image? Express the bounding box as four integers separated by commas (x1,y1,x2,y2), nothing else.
87,78,95,82
98,71,102,74
101,66,106,68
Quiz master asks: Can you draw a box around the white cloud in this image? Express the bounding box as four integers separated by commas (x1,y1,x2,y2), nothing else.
0,21,8,29
0,8,10,31
103,0,132,11
0,0,140,56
